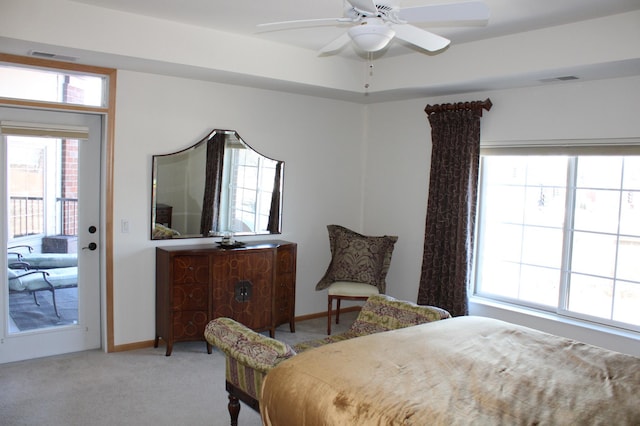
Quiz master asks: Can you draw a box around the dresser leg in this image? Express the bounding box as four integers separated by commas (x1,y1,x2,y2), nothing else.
165,342,173,356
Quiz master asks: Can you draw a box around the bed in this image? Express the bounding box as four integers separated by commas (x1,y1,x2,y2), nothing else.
260,316,640,425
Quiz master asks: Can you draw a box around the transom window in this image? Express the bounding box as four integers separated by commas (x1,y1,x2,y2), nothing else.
0,63,106,107
474,145,640,333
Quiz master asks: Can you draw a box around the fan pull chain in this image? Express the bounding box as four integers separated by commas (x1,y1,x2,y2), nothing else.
364,52,374,92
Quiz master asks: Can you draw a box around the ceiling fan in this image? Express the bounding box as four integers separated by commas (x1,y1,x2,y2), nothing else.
258,0,490,55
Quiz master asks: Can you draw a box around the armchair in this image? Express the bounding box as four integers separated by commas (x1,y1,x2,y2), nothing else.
8,244,34,261
314,225,398,334
8,265,78,318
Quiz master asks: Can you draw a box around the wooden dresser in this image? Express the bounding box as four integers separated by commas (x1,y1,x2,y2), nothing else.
154,203,173,228
155,240,296,356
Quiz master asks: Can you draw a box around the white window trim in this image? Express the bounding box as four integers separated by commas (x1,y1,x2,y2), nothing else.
481,137,640,154
469,295,640,357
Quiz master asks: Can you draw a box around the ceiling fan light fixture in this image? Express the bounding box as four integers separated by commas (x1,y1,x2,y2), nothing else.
348,23,395,52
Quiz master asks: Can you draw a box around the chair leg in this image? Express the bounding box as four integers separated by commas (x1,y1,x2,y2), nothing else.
327,296,333,335
336,298,341,324
50,288,60,318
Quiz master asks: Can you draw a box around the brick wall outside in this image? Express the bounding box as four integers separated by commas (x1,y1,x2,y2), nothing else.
61,75,83,235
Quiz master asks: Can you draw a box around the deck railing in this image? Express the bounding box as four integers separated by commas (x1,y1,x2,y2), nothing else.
9,196,78,237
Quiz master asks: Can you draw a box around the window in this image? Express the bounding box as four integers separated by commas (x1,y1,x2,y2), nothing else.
4,131,82,242
222,144,277,233
0,64,105,107
8,136,47,237
474,145,640,333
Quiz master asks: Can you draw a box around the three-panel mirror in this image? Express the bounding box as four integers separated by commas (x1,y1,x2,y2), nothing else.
151,129,283,239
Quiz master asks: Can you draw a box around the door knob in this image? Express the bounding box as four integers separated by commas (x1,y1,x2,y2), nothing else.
83,242,97,251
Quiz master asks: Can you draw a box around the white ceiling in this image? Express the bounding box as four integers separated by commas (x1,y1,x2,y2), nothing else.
68,0,640,55
3,0,640,102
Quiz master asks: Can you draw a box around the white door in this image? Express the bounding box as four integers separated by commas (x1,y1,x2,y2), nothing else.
0,106,101,363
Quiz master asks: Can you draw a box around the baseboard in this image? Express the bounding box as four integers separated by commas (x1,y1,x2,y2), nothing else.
111,339,156,352
294,306,361,322
109,307,363,353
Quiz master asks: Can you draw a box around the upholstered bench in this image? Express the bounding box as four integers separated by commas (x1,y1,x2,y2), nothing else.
205,294,451,426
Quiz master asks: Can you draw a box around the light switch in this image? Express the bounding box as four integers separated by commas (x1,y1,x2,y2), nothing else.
121,219,130,233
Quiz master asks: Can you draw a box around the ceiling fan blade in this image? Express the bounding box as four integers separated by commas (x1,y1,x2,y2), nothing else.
257,17,347,32
348,0,378,14
391,24,450,52
398,1,489,24
319,32,352,54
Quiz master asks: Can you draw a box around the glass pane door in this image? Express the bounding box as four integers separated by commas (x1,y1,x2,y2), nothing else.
1,106,101,364
7,135,79,332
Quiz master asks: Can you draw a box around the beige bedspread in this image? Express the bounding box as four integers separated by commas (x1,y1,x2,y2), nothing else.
261,316,640,425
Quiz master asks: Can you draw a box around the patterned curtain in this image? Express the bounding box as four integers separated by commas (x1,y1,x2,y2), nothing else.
200,132,225,236
417,99,492,316
267,161,283,233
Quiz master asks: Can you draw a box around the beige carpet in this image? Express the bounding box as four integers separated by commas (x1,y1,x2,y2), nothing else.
0,311,357,426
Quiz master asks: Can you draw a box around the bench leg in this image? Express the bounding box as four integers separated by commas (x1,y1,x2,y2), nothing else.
228,394,240,426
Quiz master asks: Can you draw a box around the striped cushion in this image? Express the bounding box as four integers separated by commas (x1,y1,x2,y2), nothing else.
226,357,268,400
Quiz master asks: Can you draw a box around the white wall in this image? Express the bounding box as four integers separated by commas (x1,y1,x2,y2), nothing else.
112,70,365,345
112,71,640,353
364,75,640,355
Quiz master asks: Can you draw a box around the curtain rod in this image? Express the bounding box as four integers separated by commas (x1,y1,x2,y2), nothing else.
424,98,492,116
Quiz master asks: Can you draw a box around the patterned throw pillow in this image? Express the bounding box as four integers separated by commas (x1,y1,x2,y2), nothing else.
315,225,398,293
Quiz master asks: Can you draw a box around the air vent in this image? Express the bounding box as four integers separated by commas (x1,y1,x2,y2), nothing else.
539,75,579,83
28,50,78,62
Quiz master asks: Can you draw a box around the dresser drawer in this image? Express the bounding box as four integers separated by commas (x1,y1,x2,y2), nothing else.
172,310,208,341
172,255,209,285
171,283,208,310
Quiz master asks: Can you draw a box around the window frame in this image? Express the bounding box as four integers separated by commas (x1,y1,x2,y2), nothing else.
473,138,640,335
0,62,107,108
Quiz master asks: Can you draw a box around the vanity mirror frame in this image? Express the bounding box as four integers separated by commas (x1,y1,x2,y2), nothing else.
151,129,284,240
